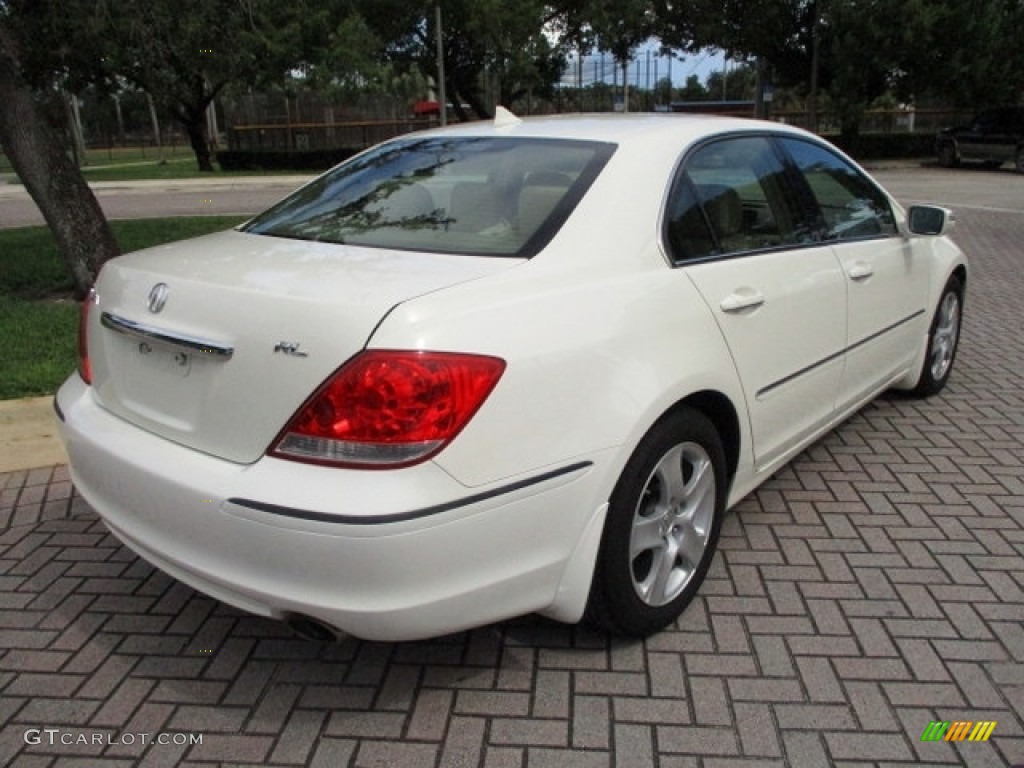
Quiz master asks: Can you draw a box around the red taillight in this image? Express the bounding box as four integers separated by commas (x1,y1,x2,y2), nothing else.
77,288,96,384
270,350,506,468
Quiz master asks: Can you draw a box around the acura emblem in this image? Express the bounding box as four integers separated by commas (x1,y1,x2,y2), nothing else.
147,283,169,314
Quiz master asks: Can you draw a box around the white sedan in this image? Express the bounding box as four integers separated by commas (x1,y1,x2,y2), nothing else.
57,113,966,641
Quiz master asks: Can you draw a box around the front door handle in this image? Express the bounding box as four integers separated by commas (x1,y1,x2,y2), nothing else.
848,262,874,281
720,290,765,313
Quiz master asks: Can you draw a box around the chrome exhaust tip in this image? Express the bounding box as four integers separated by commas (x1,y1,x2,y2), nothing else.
284,614,340,643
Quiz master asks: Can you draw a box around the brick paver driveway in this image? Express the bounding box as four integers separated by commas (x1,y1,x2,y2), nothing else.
1,168,1022,767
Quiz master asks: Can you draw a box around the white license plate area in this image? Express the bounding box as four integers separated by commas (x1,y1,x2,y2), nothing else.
114,338,212,429
131,340,192,378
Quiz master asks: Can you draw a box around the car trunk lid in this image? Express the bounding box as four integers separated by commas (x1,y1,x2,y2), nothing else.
87,229,517,464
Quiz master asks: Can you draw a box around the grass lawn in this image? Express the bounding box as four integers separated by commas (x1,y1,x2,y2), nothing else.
0,216,245,400
2,148,300,183
3,145,192,174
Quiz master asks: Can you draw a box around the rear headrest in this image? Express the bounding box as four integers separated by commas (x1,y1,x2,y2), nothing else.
699,185,743,236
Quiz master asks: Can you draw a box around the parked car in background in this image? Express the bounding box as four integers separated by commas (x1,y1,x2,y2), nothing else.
936,106,1024,172
58,112,967,642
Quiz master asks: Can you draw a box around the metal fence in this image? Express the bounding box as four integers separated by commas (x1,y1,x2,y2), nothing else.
226,118,437,152
225,108,969,156
772,108,970,134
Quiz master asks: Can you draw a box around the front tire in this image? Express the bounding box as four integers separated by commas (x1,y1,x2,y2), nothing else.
586,408,726,636
911,275,963,397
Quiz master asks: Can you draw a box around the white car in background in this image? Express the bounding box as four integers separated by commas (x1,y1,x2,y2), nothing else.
57,112,966,641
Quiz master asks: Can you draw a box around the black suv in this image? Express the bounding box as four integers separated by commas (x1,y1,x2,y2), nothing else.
936,106,1024,173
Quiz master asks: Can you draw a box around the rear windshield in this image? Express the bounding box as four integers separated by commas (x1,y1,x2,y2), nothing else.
242,136,616,257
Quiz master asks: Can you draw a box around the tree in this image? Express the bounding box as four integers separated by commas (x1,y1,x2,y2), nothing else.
361,0,569,120
706,62,758,102
3,0,302,171
678,74,708,101
653,75,674,105
892,0,1024,110
658,0,1024,138
93,0,291,171
0,13,119,295
562,0,655,111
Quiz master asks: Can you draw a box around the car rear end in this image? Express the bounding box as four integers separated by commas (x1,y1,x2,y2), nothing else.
56,128,627,640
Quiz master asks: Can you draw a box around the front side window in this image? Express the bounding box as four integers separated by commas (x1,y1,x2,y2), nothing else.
243,137,615,257
665,135,806,263
779,138,896,241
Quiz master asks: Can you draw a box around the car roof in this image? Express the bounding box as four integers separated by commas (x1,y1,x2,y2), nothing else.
411,112,817,150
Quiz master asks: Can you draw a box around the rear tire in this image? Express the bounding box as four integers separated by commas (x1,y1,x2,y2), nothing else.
586,408,726,636
911,275,963,397
937,142,959,168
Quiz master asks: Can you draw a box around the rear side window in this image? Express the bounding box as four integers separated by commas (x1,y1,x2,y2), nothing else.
779,138,896,241
665,136,807,263
242,137,614,257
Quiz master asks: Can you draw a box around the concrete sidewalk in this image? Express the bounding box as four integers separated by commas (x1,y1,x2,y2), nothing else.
0,396,66,473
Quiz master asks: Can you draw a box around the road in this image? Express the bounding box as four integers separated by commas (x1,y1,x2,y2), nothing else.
0,176,313,229
873,165,1024,214
1,164,1020,231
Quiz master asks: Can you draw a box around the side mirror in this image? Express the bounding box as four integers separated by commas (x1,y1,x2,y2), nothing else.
907,205,955,236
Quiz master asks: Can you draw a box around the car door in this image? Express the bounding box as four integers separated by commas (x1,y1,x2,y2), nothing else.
664,135,848,470
778,137,930,409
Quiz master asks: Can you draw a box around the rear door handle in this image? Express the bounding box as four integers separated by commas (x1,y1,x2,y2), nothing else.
720,290,765,313
848,262,874,281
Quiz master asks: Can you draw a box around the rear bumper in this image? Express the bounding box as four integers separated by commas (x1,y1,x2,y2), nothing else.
56,375,608,641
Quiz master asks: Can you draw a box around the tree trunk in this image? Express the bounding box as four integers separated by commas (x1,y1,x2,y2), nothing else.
181,110,214,171
447,79,471,122
146,92,165,163
0,28,120,297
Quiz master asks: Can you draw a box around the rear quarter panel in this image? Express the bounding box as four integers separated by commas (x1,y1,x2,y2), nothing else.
369,251,749,500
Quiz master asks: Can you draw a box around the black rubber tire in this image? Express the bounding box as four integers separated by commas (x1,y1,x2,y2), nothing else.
911,274,963,398
937,142,959,168
585,407,726,636
1016,148,1024,174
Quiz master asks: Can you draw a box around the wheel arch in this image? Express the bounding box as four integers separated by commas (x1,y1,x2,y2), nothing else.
937,137,960,166
663,389,742,490
952,263,967,298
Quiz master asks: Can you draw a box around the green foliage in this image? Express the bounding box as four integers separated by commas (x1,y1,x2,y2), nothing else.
6,0,1023,147
678,74,709,101
1,0,112,91
360,0,570,119
904,0,1024,109
0,227,74,299
565,0,656,65
0,217,247,300
658,0,1024,136
705,64,757,102
0,297,78,399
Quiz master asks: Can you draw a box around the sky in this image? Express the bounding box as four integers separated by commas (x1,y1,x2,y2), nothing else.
560,44,729,90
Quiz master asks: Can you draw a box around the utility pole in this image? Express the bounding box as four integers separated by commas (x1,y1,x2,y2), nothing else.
435,5,447,126
809,9,820,132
